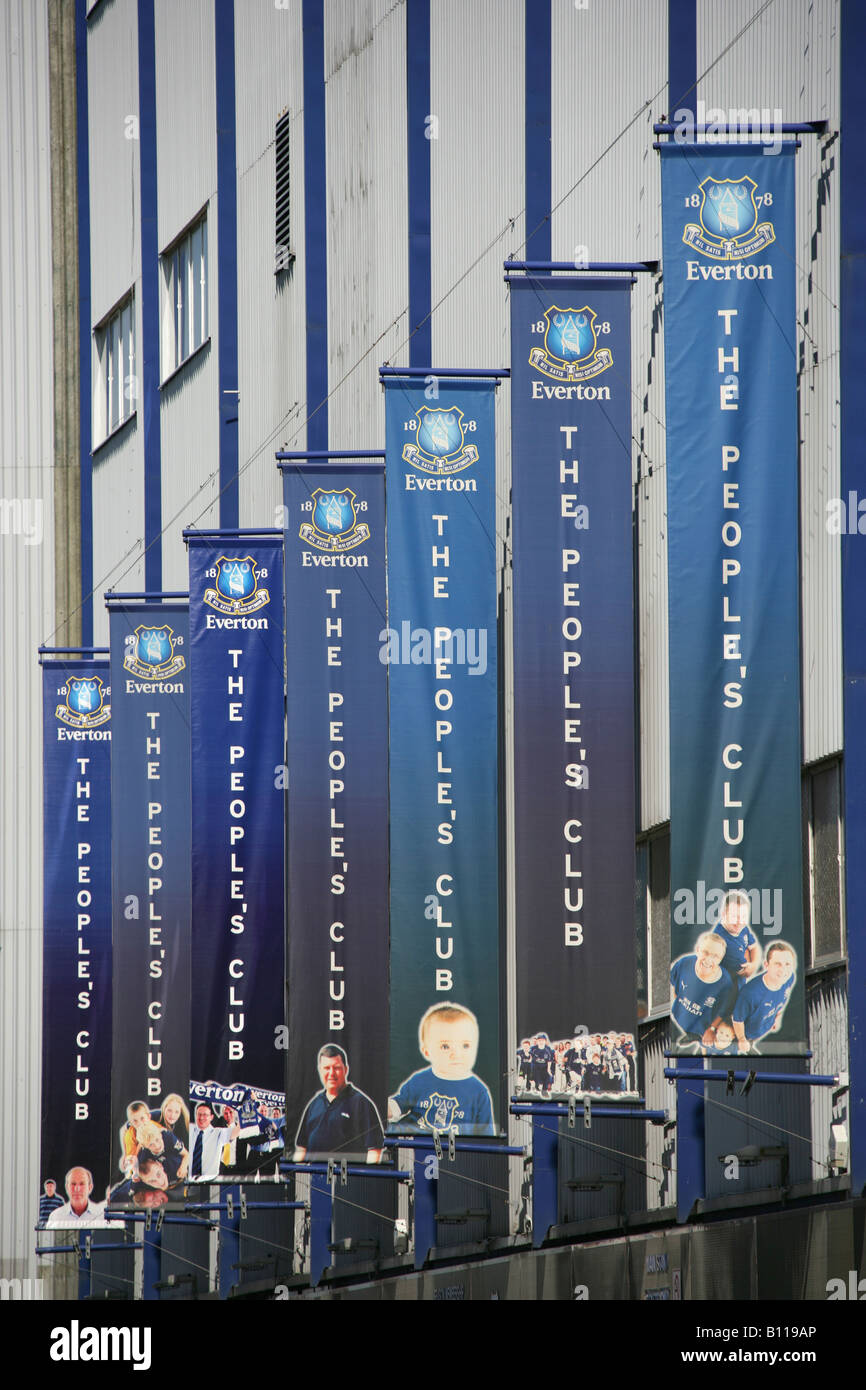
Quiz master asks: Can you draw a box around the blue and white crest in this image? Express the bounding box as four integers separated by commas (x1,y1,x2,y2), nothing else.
423,1094,459,1131
299,488,370,553
124,624,186,681
529,304,613,383
544,307,597,365
402,406,479,475
67,677,103,716
417,408,464,460
215,557,257,604
56,675,111,728
699,177,758,240
137,627,171,669
313,490,357,537
683,175,774,260
204,555,270,616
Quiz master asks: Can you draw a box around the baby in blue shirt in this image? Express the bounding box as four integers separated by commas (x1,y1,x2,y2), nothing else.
388,1003,495,1136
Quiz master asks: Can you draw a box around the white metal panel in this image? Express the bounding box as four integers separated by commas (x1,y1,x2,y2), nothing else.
697,0,842,763
235,0,306,523
551,0,669,829
325,0,409,448
91,423,146,644
0,0,55,1282
86,0,140,324
154,0,216,251
429,0,525,370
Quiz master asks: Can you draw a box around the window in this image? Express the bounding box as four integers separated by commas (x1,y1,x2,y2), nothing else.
94,293,136,445
161,212,208,379
275,109,294,272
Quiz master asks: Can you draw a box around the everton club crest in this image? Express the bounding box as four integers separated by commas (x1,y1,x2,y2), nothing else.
422,1094,459,1132
56,675,111,729
529,306,612,382
123,625,186,680
683,176,774,260
298,489,370,553
204,556,270,616
402,407,478,476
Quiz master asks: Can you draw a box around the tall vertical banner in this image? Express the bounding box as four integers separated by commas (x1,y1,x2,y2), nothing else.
108,601,192,1201
509,278,639,1100
282,465,389,1158
384,379,500,1137
661,145,805,1054
41,657,112,1224
187,534,286,1174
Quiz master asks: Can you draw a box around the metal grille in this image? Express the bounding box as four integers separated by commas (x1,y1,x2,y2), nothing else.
811,762,843,960
275,109,292,270
649,829,671,1012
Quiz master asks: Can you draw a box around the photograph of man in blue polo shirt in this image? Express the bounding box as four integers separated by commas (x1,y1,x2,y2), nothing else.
732,941,798,1054
292,1044,385,1164
670,932,737,1050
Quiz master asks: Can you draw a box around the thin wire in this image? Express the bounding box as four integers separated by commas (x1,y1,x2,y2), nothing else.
687,1086,833,1174
43,0,792,648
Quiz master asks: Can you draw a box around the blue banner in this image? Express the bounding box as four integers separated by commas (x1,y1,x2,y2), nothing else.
41,658,112,1225
660,144,804,1055
187,534,286,1105
282,465,389,1159
509,277,639,1099
108,601,192,1203
384,379,500,1137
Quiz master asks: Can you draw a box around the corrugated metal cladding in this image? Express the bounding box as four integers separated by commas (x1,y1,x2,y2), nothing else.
154,0,217,251
86,0,145,644
86,0,140,323
92,429,146,643
697,0,842,764
639,1018,676,1211
326,0,409,448
153,0,220,579
807,966,847,1180
235,0,306,524
549,0,670,830
0,0,54,1282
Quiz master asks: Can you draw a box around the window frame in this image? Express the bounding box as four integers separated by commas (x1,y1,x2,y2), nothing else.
93,291,136,448
160,209,209,383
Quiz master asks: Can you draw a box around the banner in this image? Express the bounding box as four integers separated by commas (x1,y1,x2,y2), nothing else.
282,464,389,1160
660,144,804,1054
41,657,112,1227
186,533,286,1172
509,277,639,1100
108,601,191,1207
384,378,500,1136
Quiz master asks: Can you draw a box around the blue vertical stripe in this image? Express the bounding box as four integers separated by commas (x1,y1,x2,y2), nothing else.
841,0,866,1191
524,0,551,261
138,0,162,587
406,0,431,366
667,0,696,119
75,0,92,644
303,0,328,448
215,0,239,524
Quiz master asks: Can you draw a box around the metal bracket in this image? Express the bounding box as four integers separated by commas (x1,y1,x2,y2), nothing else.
740,1069,757,1097
584,1097,592,1130
340,1159,348,1186
726,1070,735,1096
433,1131,443,1161
327,1159,335,1184
448,1130,456,1162
225,1192,234,1221
240,1190,247,1220
568,1095,577,1129
156,1208,165,1233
